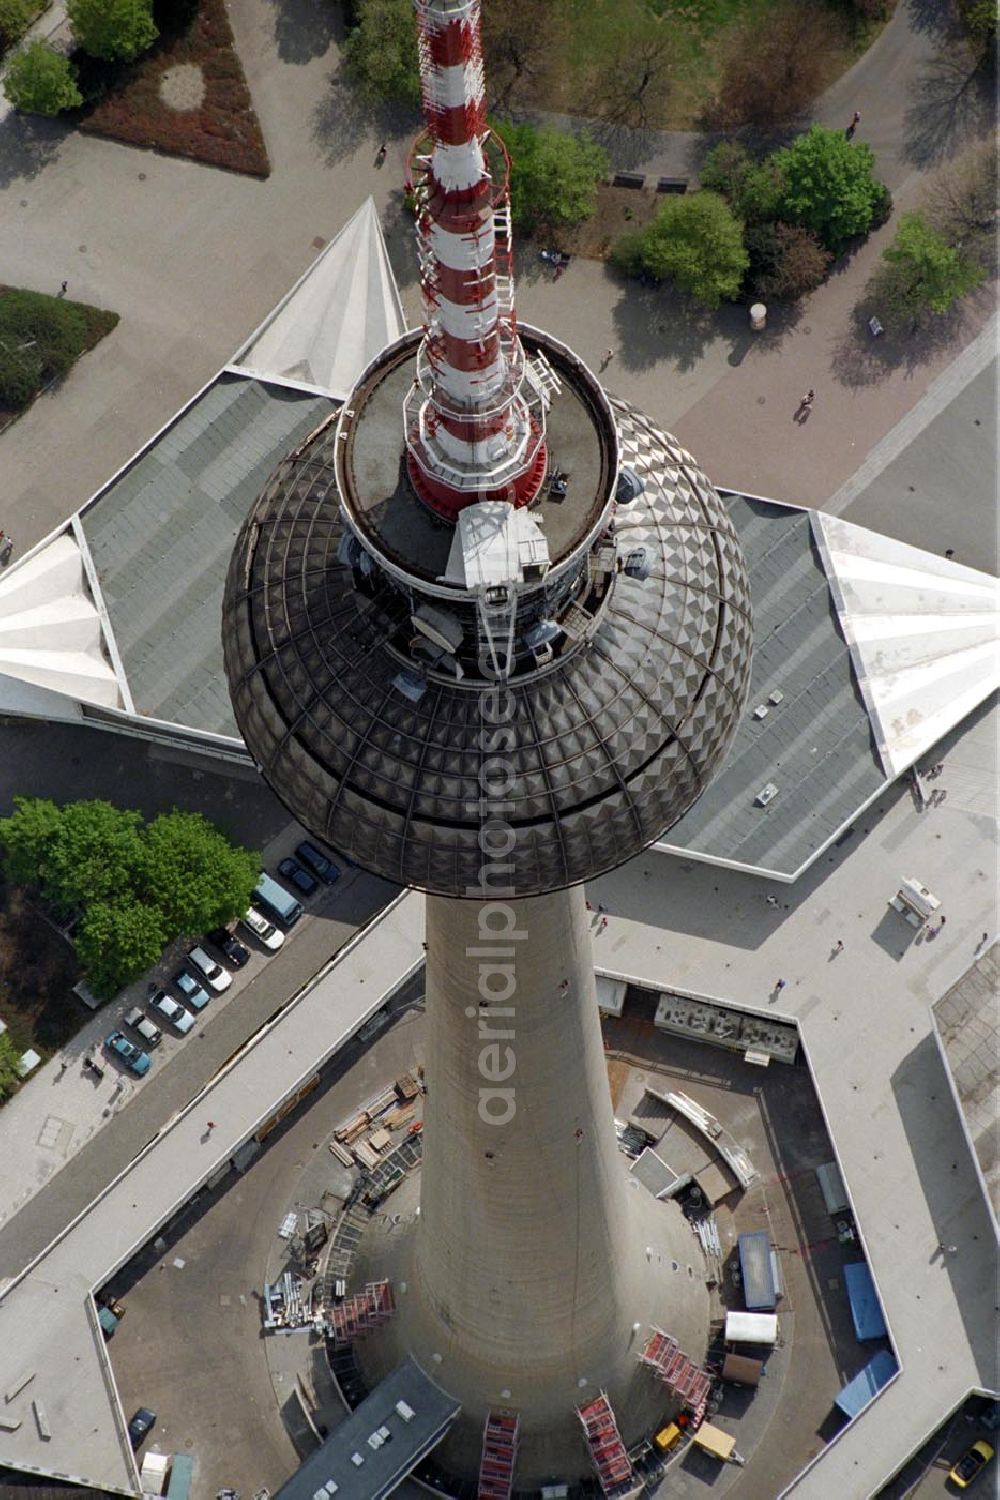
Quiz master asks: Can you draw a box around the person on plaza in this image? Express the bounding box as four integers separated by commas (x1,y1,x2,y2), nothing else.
600,349,614,370
832,939,844,955
375,143,387,167
774,978,786,993
845,110,861,139
796,388,815,416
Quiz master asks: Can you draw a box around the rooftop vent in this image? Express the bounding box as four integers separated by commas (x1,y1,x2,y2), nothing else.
624,548,653,581
752,705,768,720
615,466,644,506
768,689,784,705
392,670,428,703
755,782,779,808
396,1399,415,1422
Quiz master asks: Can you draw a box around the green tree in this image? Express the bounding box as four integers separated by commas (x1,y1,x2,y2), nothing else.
0,796,64,888
2,40,82,115
67,0,157,61
493,121,608,235
774,125,884,254
700,140,785,226
42,800,146,918
343,0,419,108
141,810,259,936
75,898,166,999
0,0,36,47
874,212,984,323
612,191,748,309
0,1032,22,1100
922,140,997,277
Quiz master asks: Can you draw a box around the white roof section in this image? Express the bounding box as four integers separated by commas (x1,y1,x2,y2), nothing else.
813,512,1000,778
0,531,124,712
444,501,550,587
227,197,407,400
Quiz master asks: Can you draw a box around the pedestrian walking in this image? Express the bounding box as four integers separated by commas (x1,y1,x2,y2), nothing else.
600,349,614,371
980,932,989,947
796,389,815,412
833,939,844,954
374,143,387,167
845,110,861,140
600,916,609,930
939,914,946,928
206,1120,217,1132
945,549,955,559
59,280,67,296
774,978,786,993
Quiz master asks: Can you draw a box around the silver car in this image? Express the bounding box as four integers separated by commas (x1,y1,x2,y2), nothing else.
186,945,232,993
124,1006,161,1048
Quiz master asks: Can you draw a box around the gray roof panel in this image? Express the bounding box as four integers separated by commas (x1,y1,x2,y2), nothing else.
82,375,334,739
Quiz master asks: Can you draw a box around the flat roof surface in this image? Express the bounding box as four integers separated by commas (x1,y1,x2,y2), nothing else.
273,1356,460,1500
931,942,999,1225
340,332,613,581
658,495,884,878
81,375,334,738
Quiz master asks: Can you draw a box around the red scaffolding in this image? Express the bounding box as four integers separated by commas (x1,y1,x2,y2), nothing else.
576,1392,635,1495
639,1328,712,1426
477,1408,519,1499
328,1279,395,1346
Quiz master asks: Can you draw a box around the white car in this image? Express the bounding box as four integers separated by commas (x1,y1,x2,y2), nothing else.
240,906,284,951
148,990,195,1035
186,945,232,993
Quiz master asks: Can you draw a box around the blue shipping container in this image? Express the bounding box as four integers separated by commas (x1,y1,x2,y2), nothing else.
835,1351,898,1419
166,1455,194,1500
843,1260,887,1341
738,1231,777,1310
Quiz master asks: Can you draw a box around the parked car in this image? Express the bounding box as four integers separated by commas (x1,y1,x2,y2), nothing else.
127,1407,156,1449
173,970,211,1011
278,856,318,896
949,1440,994,1489
186,944,232,993
295,840,340,885
105,1031,152,1077
123,1006,162,1049
149,989,195,1034
240,906,284,951
207,927,251,968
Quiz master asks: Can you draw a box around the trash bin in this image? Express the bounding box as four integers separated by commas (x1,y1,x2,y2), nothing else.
750,303,767,331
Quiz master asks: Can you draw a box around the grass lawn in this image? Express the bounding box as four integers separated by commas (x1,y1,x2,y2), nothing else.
0,886,82,1075
77,0,269,178
0,286,118,422
528,0,885,130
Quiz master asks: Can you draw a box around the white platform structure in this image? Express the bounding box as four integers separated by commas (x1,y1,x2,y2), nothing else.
814,512,1000,777
227,197,405,400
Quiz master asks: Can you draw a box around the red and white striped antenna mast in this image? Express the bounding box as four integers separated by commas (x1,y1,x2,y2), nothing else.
405,0,548,521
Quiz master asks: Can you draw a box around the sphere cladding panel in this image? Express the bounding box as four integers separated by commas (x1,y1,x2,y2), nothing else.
222,398,752,897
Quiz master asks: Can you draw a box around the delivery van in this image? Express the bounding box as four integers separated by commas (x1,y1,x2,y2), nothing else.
253,871,303,928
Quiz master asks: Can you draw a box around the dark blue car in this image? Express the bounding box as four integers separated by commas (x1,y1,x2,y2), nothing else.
279,856,318,895
295,841,340,884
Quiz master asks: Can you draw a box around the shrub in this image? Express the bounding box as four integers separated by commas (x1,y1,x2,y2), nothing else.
613,191,748,309
68,0,157,61
0,0,36,48
493,120,608,235
747,221,832,301
773,125,885,253
0,341,43,410
3,40,82,114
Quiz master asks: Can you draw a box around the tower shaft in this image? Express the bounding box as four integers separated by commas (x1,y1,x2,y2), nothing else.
416,886,630,1373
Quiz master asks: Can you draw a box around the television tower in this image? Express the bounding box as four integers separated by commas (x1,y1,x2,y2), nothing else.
222,0,752,1484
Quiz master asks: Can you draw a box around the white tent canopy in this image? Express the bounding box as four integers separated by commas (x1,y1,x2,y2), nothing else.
227,197,407,400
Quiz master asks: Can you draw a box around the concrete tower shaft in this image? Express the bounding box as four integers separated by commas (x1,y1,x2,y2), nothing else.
407,0,546,517
416,887,632,1368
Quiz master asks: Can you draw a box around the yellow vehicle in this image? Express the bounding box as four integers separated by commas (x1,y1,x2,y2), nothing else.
949,1439,995,1490
654,1423,682,1454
